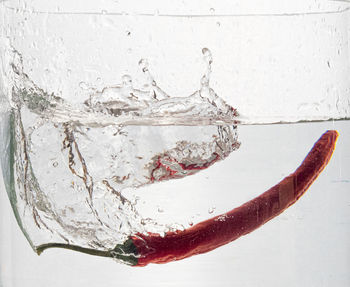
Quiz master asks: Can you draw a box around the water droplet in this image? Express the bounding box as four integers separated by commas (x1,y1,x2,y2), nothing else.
157,207,164,213
126,30,131,36
202,47,213,64
53,161,58,167
138,58,149,72
188,221,193,226
216,21,221,27
201,75,209,87
200,48,213,88
210,8,215,13
101,10,107,15
202,47,210,57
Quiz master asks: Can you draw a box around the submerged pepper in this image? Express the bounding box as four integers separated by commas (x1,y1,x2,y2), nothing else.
37,130,338,267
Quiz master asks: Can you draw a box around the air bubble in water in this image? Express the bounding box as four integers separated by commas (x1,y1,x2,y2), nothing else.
79,81,89,90
122,75,132,87
95,77,102,84
134,196,140,205
208,206,216,214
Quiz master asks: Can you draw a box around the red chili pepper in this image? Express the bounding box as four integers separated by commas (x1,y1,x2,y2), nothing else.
129,130,338,266
36,130,338,267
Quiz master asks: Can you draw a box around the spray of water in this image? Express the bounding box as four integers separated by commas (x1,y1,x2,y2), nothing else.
0,46,240,261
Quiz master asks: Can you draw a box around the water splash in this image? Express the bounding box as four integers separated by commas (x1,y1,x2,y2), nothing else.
0,47,240,262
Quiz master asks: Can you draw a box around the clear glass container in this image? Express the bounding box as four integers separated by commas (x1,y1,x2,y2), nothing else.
1,0,349,286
